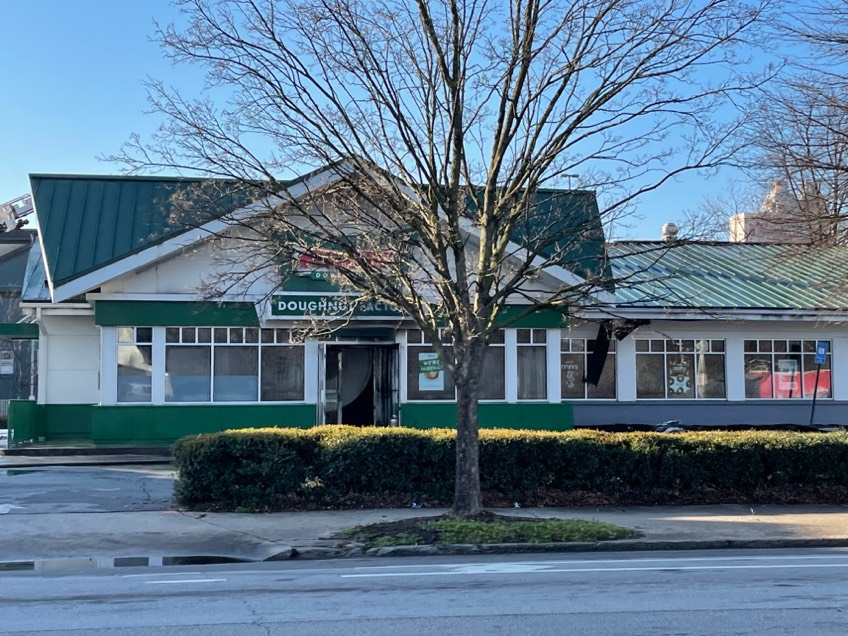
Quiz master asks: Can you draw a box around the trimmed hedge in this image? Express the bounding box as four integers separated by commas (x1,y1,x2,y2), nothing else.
173,426,848,510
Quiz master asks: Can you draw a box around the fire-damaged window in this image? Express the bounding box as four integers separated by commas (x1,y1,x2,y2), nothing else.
744,339,831,399
561,338,616,399
635,339,726,399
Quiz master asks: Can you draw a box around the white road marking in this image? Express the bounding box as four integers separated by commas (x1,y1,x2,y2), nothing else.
351,553,848,572
342,562,848,578
0,504,24,514
123,571,204,578
144,579,227,585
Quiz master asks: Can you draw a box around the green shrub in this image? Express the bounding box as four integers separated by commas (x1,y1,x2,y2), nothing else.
173,426,848,511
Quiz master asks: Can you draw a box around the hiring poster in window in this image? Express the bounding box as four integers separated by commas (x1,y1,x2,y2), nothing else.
418,352,444,391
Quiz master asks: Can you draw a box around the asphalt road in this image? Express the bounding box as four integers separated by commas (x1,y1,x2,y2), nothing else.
0,465,175,514
1,549,846,635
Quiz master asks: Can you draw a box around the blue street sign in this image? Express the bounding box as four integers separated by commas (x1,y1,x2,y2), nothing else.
815,341,829,365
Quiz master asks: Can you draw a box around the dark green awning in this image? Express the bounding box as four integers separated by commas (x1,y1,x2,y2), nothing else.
0,323,39,339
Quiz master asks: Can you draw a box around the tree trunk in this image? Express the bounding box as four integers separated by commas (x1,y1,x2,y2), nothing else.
450,340,485,516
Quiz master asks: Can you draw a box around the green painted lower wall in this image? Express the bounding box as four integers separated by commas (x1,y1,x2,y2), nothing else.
8,400,43,445
400,402,574,431
90,404,317,444
8,402,92,444
8,402,317,445
8,400,573,445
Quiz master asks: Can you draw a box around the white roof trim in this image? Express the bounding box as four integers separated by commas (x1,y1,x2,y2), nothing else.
577,306,848,322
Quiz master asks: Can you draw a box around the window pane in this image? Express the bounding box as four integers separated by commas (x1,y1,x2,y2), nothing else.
636,340,649,352
561,353,585,399
759,340,772,353
699,354,726,398
406,347,455,400
214,328,228,343
117,327,134,344
587,354,616,399
650,339,664,352
406,329,422,344
516,329,531,344
745,354,773,398
480,346,505,400
214,346,258,402
165,346,211,402
261,328,275,344
245,328,259,343
517,346,546,400
261,346,305,401
667,354,695,399
773,340,787,353
229,328,243,344
197,328,211,343
572,339,585,352
117,345,151,402
489,330,505,344
711,340,725,353
532,329,547,343
166,328,180,343
802,354,831,398
744,340,757,353
636,355,665,398
136,327,152,343
181,328,196,344
775,354,803,398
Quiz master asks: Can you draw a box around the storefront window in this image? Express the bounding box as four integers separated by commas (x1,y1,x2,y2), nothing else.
214,346,258,401
744,339,831,399
406,329,455,400
561,338,616,399
261,346,305,401
480,330,505,400
117,327,153,403
635,339,725,399
166,345,212,402
517,329,547,400
119,326,305,404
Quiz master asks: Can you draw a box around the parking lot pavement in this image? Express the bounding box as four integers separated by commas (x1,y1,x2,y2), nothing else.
0,465,176,514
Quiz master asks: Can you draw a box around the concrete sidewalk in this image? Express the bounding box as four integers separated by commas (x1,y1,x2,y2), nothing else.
2,504,848,570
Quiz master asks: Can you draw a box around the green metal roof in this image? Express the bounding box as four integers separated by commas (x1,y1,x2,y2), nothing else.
509,190,608,282
30,175,262,288
31,169,608,296
610,241,848,311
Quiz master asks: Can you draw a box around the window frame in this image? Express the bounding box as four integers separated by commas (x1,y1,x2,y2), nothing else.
111,326,307,405
743,338,833,400
516,328,548,401
560,337,617,400
634,338,727,400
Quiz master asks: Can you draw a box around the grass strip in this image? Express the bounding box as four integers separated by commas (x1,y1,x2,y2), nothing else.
338,515,636,548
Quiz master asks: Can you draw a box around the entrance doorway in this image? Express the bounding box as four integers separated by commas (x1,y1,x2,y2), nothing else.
321,344,398,426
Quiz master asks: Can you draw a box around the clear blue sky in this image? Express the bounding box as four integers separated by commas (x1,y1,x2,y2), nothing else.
1,1,737,239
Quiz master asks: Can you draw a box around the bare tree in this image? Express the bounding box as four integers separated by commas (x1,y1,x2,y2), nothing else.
114,0,769,515
740,1,848,244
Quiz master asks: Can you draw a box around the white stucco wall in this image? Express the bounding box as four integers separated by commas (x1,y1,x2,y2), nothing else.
39,314,100,404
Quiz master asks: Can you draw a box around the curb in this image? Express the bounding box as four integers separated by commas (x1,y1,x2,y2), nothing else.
0,457,173,469
6,537,848,572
